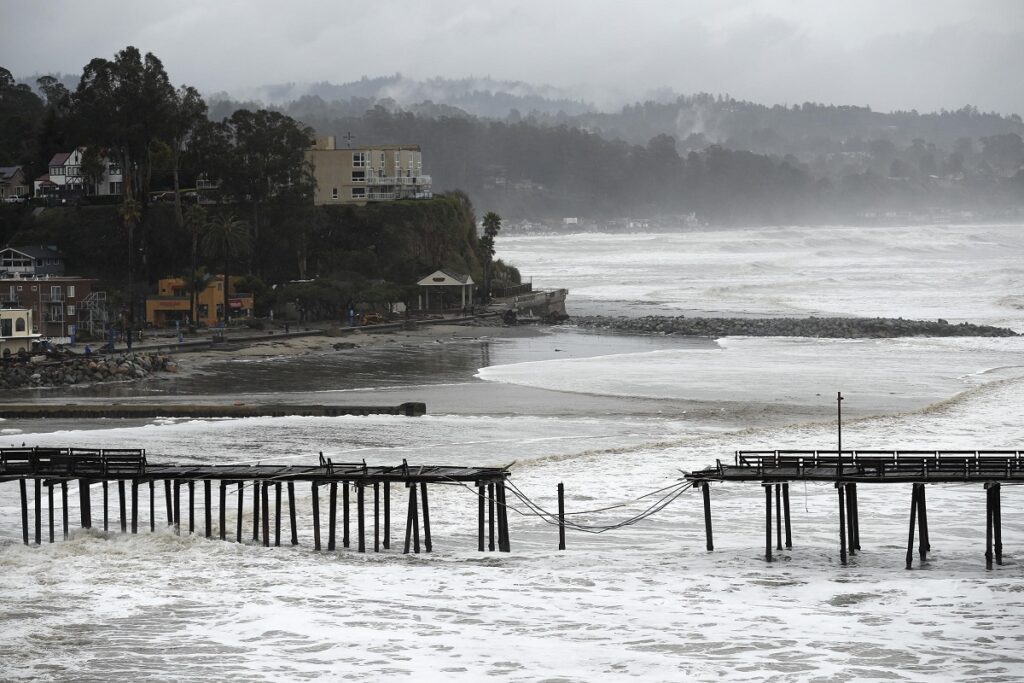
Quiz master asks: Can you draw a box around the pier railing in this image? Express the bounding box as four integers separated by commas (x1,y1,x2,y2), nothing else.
710,449,1024,480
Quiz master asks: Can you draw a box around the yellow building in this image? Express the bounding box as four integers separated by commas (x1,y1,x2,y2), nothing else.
306,136,433,206
145,275,254,327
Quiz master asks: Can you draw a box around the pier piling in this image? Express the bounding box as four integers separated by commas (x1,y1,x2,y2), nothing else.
61,481,68,540
131,481,138,534
19,479,28,545
205,480,212,539
262,481,270,548
34,481,41,544
357,483,365,553
164,480,172,527
421,483,432,553
312,483,321,551
275,483,282,547
343,481,350,549
558,482,566,551
701,482,713,551
993,483,1002,565
219,481,227,541
849,483,860,551
906,484,919,569
102,480,109,531
782,482,792,549
845,483,856,555
236,483,244,543
374,482,380,553
775,484,783,551
173,480,181,535
252,481,260,543
48,483,54,543
837,483,848,565
497,483,510,552
478,483,485,552
383,482,391,550
79,481,91,529
488,482,495,552
985,484,994,570
328,482,337,551
764,484,772,563
288,482,298,546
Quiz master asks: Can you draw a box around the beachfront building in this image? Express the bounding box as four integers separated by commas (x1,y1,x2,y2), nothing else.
145,275,254,327
33,148,123,198
0,245,66,277
306,136,432,206
0,306,40,355
0,274,103,343
0,166,29,199
416,269,474,311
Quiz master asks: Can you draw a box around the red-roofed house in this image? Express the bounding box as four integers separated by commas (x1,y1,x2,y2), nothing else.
33,148,123,198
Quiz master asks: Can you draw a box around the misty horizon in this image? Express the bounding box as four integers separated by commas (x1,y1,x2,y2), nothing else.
3,0,1023,117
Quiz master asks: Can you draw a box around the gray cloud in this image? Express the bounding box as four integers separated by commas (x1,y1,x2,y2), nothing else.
2,0,1022,114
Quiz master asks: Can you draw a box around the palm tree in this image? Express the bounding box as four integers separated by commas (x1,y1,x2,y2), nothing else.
481,211,502,303
201,213,250,327
184,204,208,326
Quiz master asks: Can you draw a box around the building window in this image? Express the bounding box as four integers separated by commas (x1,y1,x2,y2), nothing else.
353,152,366,167
51,166,64,176
51,286,62,298
332,188,338,199
15,318,26,332
109,163,121,175
109,181,122,194
67,305,75,317
351,171,365,182
351,187,366,198
68,285,76,298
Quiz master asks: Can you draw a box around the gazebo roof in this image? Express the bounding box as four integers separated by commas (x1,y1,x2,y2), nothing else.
416,269,474,286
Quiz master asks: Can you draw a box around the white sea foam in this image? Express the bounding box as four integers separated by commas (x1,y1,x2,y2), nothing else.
4,223,1024,681
498,224,1024,328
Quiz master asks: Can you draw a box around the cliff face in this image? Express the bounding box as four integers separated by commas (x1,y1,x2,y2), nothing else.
312,193,483,284
4,193,484,288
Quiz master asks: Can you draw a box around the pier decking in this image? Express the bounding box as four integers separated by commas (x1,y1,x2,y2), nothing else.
686,450,1021,568
2,447,511,554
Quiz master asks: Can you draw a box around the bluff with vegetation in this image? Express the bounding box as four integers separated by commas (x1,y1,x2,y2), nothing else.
0,193,489,316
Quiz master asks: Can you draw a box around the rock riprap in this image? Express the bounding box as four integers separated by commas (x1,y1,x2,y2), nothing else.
571,315,1018,338
0,353,178,390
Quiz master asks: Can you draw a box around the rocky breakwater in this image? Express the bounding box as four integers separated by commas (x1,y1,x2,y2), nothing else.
0,352,179,390
572,315,1019,338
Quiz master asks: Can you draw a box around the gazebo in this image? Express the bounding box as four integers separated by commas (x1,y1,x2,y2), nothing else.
416,270,474,312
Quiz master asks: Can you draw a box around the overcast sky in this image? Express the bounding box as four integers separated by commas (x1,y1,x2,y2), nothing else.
3,0,1023,114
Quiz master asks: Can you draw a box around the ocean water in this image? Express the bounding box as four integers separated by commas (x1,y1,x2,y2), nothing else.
3,224,1024,681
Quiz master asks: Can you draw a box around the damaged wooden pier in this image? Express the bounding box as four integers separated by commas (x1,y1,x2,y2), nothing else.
686,450,1022,569
1,447,511,554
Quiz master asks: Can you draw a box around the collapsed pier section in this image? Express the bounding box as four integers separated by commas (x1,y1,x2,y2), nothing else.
1,447,511,555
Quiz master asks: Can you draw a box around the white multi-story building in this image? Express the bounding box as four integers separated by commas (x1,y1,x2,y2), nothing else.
33,148,123,197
